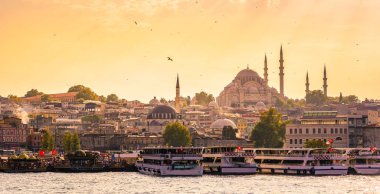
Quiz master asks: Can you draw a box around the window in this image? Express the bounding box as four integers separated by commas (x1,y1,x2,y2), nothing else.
318,128,321,134
344,128,347,134
340,128,343,134
290,139,293,144
331,128,333,134
299,139,303,144
295,128,298,134
335,128,338,134
289,128,293,134
313,128,316,134
299,128,302,134
295,139,298,144
306,128,309,134
324,128,327,134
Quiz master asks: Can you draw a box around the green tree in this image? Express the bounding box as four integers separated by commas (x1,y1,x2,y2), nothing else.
68,85,98,100
70,133,81,151
7,95,21,103
305,90,327,105
304,139,328,148
249,107,287,148
98,95,107,102
62,132,72,152
344,95,359,104
106,94,119,102
160,98,167,104
25,89,43,97
222,126,237,140
163,122,191,147
195,91,215,106
41,129,54,151
185,96,191,106
41,94,51,102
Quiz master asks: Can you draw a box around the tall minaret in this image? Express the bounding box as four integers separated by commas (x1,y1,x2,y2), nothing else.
279,45,284,96
264,54,268,85
175,74,181,112
305,72,310,95
323,65,328,97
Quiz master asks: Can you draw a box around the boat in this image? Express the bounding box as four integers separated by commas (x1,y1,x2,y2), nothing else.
0,153,46,173
202,146,257,175
346,148,380,175
52,150,108,172
245,148,348,175
135,147,203,176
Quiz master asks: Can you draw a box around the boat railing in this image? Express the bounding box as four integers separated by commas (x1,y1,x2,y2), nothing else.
255,154,307,157
140,154,202,158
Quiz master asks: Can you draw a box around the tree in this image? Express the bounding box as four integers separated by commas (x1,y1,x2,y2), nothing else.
185,96,191,105
222,126,237,140
304,139,328,148
70,133,81,151
160,98,167,104
98,95,107,102
25,89,43,97
305,90,327,105
195,91,214,106
41,129,54,151
41,94,51,102
339,92,343,103
249,107,287,148
345,95,359,104
163,122,191,147
7,95,21,103
107,94,119,102
68,85,98,101
62,132,72,152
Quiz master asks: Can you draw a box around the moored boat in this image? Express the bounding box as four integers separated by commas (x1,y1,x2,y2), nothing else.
135,147,203,176
202,146,256,175
346,148,380,175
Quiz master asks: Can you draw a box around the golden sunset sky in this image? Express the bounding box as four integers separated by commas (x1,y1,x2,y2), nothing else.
1,0,379,102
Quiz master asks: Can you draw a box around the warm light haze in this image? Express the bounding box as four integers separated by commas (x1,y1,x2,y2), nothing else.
1,0,380,102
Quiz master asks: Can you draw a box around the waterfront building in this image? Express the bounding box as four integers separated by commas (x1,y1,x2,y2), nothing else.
348,113,380,147
0,117,28,149
285,111,349,148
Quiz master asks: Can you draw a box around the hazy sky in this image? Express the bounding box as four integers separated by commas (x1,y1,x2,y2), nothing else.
1,0,380,103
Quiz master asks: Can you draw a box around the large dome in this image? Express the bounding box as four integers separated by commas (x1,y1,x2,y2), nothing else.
148,104,177,119
236,68,260,79
210,119,237,129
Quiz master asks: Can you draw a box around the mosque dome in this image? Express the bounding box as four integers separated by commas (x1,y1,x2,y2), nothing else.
149,96,160,105
210,119,237,129
148,104,177,119
255,101,267,111
236,68,260,79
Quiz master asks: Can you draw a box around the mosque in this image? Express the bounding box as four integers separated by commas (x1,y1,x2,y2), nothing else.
216,46,286,108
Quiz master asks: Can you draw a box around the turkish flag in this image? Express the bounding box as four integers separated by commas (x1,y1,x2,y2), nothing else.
39,150,45,157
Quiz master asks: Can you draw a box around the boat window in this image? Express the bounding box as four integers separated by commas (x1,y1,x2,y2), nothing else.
282,160,304,165
232,157,245,163
262,159,282,164
355,159,367,165
215,157,221,163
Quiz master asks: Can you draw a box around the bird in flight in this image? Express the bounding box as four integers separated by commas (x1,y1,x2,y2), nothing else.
167,57,173,61
134,21,138,25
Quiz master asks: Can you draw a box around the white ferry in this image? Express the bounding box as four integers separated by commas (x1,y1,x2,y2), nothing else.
202,146,256,175
135,147,203,176
245,148,348,175
346,148,380,175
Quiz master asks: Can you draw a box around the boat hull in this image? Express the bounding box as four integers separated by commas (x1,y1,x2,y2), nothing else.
353,165,380,175
136,164,203,176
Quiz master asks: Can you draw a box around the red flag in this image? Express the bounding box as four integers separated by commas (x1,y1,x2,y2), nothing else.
327,147,333,153
39,150,45,157
52,149,57,155
370,147,376,152
237,146,241,151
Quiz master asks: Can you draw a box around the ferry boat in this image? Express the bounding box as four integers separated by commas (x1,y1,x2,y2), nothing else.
346,148,380,175
135,147,203,176
245,148,348,175
53,150,107,172
202,146,256,175
0,153,46,173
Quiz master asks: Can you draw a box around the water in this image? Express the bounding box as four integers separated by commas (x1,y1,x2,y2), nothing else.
0,173,379,194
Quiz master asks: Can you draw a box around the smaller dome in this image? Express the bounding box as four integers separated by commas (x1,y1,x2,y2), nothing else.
208,101,218,108
149,96,160,105
210,119,237,129
255,101,266,111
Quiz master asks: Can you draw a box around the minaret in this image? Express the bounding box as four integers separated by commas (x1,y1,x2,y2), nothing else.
305,72,310,95
323,65,328,97
175,74,181,112
264,54,268,85
279,45,284,96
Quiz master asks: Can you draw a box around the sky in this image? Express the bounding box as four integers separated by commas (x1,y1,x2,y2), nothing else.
1,0,380,103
